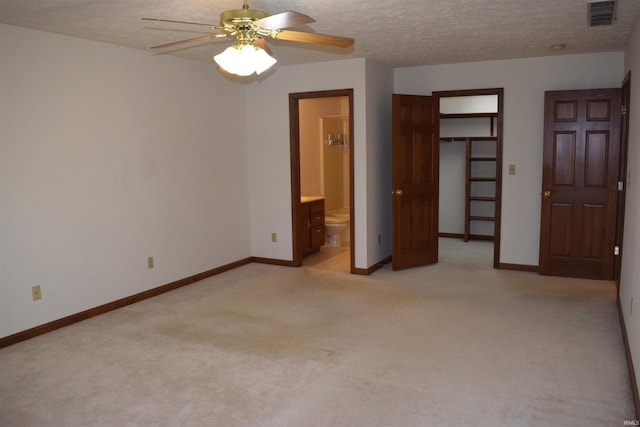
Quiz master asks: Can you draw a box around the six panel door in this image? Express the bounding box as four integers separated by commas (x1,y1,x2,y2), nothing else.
391,94,439,270
539,89,621,279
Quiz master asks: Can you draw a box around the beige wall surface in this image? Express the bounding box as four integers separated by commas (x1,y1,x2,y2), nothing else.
620,12,640,403
0,24,250,337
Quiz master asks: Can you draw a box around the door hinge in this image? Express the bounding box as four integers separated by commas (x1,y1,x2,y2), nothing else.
622,104,627,115
615,246,621,256
618,181,624,191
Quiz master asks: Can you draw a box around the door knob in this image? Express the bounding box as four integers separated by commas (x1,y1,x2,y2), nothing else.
543,190,551,198
393,189,404,196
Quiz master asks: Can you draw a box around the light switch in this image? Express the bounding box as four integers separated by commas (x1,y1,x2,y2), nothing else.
508,164,516,175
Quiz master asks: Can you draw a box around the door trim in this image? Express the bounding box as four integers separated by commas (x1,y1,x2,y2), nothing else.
289,89,355,272
433,88,504,269
615,72,631,287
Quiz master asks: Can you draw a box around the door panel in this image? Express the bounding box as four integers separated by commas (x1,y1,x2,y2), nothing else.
539,88,621,279
548,203,572,256
552,132,576,186
581,204,605,258
392,94,438,270
585,131,608,186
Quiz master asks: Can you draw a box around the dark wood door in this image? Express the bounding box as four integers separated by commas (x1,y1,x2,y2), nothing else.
539,88,621,279
392,94,439,270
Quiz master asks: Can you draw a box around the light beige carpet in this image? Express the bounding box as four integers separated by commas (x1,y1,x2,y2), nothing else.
0,239,635,426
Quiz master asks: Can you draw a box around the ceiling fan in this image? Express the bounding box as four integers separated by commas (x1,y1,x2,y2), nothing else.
143,0,355,76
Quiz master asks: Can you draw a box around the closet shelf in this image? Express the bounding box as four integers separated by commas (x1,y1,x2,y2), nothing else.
469,215,495,222
440,109,498,242
439,113,498,119
469,196,496,202
464,134,497,242
440,136,497,143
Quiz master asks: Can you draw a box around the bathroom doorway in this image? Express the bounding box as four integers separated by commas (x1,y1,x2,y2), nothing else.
289,89,354,272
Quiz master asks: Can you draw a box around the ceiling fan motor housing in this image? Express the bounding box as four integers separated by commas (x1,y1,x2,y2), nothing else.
220,7,270,45
220,8,268,26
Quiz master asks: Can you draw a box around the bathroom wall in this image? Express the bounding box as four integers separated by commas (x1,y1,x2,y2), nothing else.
322,115,350,212
299,97,350,212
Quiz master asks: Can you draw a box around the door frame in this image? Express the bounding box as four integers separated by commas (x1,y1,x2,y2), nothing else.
615,72,631,286
289,89,355,272
434,88,504,269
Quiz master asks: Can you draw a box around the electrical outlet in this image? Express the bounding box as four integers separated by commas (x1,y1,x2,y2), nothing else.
508,164,516,175
271,233,277,243
32,285,41,301
147,256,154,269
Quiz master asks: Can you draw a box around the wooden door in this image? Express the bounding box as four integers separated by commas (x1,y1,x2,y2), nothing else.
392,94,439,270
539,88,621,279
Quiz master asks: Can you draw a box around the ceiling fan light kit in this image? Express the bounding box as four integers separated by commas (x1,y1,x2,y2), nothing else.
214,44,277,76
144,0,354,78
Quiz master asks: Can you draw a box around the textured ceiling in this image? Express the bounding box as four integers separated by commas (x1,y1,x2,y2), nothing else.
0,0,639,68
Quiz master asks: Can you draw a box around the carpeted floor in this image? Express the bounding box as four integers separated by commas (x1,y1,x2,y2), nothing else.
0,238,635,426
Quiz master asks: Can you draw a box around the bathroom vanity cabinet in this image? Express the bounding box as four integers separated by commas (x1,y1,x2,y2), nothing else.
300,198,325,256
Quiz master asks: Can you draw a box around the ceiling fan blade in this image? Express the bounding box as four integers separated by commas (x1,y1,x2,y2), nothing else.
254,38,274,56
142,17,223,29
143,26,215,36
275,30,354,48
150,34,227,50
253,11,315,30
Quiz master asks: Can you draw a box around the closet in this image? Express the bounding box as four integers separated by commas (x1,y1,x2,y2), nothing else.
438,94,500,242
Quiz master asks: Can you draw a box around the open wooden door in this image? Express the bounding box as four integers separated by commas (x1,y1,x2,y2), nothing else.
539,88,621,279
392,94,439,270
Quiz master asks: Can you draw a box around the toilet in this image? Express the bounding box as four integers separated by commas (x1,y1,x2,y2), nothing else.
325,212,350,247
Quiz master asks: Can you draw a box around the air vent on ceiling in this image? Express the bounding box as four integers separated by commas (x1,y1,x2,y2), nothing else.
588,0,617,26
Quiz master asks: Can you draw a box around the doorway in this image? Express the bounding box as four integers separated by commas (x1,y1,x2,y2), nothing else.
289,89,355,272
435,89,503,269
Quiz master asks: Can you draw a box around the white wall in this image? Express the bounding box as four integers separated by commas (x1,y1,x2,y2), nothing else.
440,95,497,114
395,52,625,266
439,140,466,234
246,58,393,270
620,13,640,400
0,25,250,338
364,60,394,266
